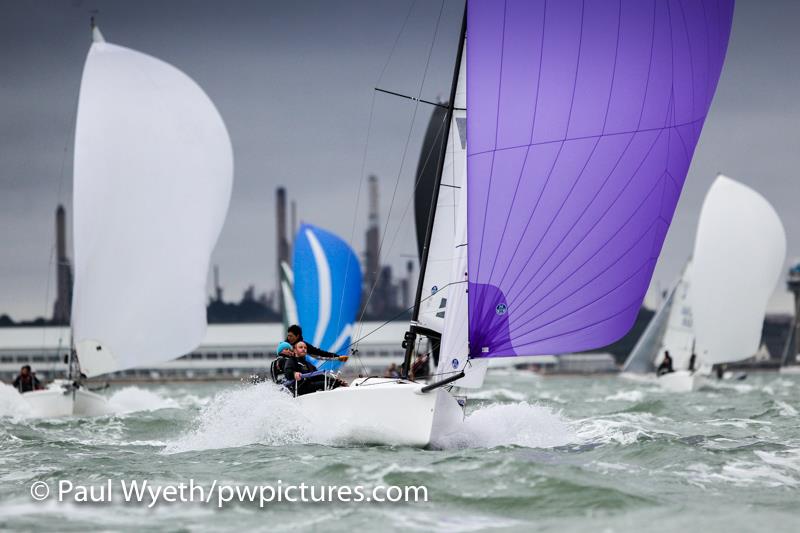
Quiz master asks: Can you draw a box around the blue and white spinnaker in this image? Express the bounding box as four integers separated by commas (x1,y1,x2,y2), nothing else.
286,224,362,372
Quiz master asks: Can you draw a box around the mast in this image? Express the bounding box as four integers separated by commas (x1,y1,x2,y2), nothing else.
402,7,467,378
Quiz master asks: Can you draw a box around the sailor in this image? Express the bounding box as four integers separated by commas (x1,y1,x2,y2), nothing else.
269,341,294,384
283,341,320,395
656,351,675,376
383,363,400,378
12,365,42,393
410,353,430,380
284,341,348,395
285,324,348,367
688,352,697,372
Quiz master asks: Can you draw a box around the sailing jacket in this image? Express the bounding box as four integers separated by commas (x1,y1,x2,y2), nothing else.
283,356,315,382
12,375,41,393
288,337,340,360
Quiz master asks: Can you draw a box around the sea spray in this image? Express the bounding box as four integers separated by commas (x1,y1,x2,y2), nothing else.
108,387,179,414
164,382,317,453
433,402,576,449
0,383,33,418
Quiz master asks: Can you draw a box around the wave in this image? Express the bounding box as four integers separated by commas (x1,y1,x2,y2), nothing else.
433,402,576,450
164,382,314,453
107,386,180,414
468,388,527,402
0,383,34,418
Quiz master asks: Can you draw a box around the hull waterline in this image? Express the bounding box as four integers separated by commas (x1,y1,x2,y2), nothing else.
22,380,111,418
296,377,464,447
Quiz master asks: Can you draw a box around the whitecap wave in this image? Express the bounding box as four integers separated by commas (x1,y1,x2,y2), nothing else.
604,390,645,402
107,387,179,414
574,413,678,446
164,382,315,453
433,402,576,449
468,388,527,402
0,383,34,418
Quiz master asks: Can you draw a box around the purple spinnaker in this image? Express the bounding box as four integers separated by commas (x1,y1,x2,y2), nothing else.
466,0,734,357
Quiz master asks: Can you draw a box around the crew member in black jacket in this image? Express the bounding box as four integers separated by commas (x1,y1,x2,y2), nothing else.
285,324,348,367
12,365,42,393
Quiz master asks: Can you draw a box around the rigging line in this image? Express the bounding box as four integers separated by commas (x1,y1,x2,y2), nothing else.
351,107,447,348
356,0,447,328
41,82,80,360
369,111,449,298
344,278,465,352
344,0,419,353
374,88,449,109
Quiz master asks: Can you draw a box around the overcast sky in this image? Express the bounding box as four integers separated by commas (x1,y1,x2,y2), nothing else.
1,0,798,321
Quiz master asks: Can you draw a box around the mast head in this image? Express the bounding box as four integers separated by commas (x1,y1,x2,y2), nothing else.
90,17,106,43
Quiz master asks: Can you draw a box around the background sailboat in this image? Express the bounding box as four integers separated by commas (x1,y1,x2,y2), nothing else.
625,175,786,391
23,23,233,417
622,263,694,375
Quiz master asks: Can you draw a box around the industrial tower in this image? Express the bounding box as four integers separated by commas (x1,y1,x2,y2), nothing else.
787,263,800,364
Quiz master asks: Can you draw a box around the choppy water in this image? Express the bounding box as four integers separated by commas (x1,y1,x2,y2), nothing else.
0,372,798,532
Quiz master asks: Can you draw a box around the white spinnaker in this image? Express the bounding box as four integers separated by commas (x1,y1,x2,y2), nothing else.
690,175,786,366
417,41,467,335
72,35,233,377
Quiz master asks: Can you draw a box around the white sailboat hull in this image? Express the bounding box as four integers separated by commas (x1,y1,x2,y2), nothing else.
22,380,111,418
296,378,464,447
657,371,705,392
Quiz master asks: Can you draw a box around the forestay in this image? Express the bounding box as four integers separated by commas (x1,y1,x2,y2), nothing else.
72,30,233,376
690,175,786,365
465,0,734,358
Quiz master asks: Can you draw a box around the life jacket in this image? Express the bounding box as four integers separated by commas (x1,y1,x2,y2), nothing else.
270,357,289,383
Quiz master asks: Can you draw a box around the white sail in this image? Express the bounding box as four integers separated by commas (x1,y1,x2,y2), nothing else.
690,175,786,366
416,41,467,335
622,283,676,374
428,43,488,388
72,31,233,377
658,265,696,370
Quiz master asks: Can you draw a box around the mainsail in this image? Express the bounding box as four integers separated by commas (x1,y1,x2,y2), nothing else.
416,42,468,336
464,0,734,359
292,224,362,371
690,175,786,365
72,29,233,377
414,106,449,262
621,264,694,374
621,283,676,374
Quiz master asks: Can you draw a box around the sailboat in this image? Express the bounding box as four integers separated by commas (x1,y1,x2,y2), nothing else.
290,1,734,446
23,22,233,417
623,175,786,391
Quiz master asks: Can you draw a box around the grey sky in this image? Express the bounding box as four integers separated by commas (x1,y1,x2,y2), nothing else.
0,0,798,320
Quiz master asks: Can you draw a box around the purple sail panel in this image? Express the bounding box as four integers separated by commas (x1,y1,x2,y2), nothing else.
466,0,734,357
